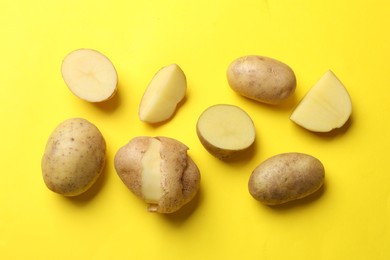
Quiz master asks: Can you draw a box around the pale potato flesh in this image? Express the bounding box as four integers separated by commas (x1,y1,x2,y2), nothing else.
139,64,186,123
141,138,163,203
290,70,352,132
197,104,255,159
61,49,118,102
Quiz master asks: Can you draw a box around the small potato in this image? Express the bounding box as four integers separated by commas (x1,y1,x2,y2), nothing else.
41,118,106,196
114,136,200,214
227,55,296,105
248,153,324,205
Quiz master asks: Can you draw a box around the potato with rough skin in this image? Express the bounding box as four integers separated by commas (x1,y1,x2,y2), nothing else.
227,55,296,105
196,104,256,160
114,136,200,214
41,118,106,196
248,152,324,205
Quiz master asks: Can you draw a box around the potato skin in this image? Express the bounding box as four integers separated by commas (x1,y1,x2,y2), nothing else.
41,118,106,196
114,136,200,214
248,153,324,205
227,55,296,104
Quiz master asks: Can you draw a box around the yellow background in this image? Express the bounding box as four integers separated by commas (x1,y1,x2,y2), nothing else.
1,0,389,259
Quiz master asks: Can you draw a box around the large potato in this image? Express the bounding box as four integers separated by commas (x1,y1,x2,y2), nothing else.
114,136,201,214
41,118,106,196
248,153,324,205
227,55,296,104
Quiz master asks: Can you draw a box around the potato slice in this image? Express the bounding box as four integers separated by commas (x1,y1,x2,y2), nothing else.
139,64,186,123
61,49,118,102
290,70,352,132
196,104,256,159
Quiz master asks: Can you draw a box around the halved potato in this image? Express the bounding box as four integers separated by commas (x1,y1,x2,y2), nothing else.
196,104,256,159
61,48,118,102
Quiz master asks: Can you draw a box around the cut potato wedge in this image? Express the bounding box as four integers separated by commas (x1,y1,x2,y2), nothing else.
139,64,186,123
197,104,256,159
61,49,118,102
290,70,352,132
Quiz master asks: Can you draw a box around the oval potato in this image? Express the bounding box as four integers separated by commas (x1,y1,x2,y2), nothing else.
248,152,324,205
41,118,106,196
227,55,296,104
114,136,200,214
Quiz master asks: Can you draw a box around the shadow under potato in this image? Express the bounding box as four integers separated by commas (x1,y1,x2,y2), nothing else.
93,85,122,113
161,187,203,225
312,115,353,139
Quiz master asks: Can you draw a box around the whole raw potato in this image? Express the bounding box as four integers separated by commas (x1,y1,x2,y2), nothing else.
114,136,201,214
248,153,324,205
227,55,296,104
41,118,106,196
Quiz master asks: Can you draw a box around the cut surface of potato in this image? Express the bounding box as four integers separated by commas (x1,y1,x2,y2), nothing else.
61,49,118,102
141,138,163,203
139,64,186,123
290,70,352,132
197,104,256,159
227,55,296,105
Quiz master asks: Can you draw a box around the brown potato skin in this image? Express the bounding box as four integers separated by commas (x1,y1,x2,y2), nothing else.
227,55,296,105
114,136,200,213
114,136,149,198
41,118,106,196
248,153,324,205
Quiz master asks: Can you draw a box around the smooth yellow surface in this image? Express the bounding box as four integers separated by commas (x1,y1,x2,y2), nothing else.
1,1,389,259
